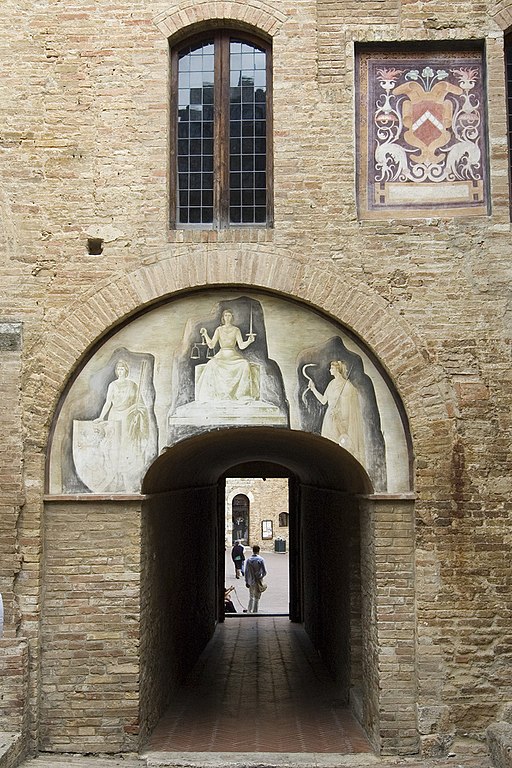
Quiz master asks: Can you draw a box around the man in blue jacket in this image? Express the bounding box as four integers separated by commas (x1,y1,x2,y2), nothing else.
245,545,267,613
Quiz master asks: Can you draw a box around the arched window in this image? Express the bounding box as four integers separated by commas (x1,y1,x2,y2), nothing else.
170,30,272,229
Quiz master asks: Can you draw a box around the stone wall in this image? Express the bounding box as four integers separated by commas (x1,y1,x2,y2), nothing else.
358,498,419,755
0,0,510,758
0,326,30,756
0,733,25,768
373,499,418,756
0,327,23,643
0,640,28,734
225,478,289,551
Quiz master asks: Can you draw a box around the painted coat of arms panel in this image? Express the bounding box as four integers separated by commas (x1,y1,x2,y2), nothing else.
357,48,488,219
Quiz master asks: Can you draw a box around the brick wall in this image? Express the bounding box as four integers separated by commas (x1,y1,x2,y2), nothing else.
0,640,29,733
0,327,23,637
0,0,510,758
40,502,142,752
0,326,30,754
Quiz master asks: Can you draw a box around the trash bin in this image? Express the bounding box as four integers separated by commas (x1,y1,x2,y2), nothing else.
274,538,286,553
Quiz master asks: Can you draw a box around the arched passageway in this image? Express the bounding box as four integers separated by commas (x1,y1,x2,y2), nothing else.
44,287,419,755
138,426,379,751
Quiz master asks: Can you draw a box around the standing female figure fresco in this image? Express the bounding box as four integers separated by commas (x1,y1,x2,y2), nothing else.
307,360,365,464
94,359,149,491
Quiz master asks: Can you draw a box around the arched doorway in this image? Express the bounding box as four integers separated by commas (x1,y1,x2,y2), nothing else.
231,493,249,544
137,426,409,752
225,476,289,612
44,287,418,755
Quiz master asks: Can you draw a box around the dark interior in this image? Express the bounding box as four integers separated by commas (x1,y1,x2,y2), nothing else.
138,427,372,744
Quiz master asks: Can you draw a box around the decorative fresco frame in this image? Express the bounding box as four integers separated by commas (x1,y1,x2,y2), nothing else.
49,289,411,496
356,46,489,219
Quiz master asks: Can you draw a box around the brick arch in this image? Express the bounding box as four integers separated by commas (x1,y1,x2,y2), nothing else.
153,0,287,40
40,248,453,477
490,1,512,31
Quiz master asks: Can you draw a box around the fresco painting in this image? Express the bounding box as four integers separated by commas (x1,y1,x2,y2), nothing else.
357,49,488,218
298,337,387,490
62,349,158,494
167,297,289,444
50,292,409,495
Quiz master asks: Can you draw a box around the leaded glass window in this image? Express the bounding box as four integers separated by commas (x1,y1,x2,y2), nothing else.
176,42,215,226
171,32,272,228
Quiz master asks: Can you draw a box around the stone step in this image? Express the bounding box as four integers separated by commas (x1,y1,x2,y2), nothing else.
18,755,146,768
0,731,23,768
142,754,381,768
14,752,494,768
141,754,493,768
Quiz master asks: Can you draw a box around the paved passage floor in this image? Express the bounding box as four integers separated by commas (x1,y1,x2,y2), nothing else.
143,617,372,754
16,553,492,768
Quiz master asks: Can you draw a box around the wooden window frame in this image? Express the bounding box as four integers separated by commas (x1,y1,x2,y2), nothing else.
506,32,512,215
170,30,273,229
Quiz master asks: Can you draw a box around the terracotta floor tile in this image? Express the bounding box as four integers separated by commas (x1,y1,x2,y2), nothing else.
144,617,373,754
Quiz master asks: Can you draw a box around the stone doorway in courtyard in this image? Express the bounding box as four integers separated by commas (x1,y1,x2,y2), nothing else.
225,476,290,615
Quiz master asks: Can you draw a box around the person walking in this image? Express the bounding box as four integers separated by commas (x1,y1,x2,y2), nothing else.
245,545,267,614
231,540,245,579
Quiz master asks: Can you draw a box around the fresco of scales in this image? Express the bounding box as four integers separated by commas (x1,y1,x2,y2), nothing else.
168,298,289,433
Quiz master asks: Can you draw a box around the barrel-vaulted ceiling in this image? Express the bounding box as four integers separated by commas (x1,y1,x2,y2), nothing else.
142,426,372,494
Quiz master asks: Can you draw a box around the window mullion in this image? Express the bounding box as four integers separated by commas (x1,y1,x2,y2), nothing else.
216,33,230,228
170,48,179,228
266,45,274,227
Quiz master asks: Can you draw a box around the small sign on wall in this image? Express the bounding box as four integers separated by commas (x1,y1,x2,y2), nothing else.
262,520,273,540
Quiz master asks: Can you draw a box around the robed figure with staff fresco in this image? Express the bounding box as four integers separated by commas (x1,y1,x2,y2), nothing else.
298,337,387,492
305,359,365,465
